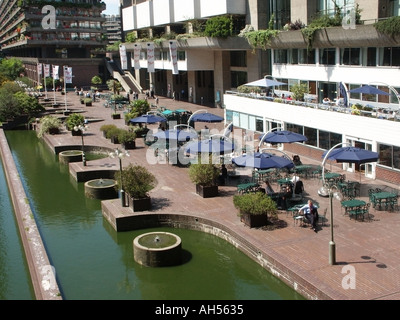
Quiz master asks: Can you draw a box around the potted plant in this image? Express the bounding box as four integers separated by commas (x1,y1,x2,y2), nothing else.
188,161,220,198
106,127,124,144
66,113,85,135
100,124,117,138
84,97,93,106
118,129,136,149
115,164,157,212
233,192,277,228
37,115,62,138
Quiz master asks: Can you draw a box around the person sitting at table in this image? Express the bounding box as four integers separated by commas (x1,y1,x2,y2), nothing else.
292,155,302,166
298,200,319,232
323,97,331,105
294,180,304,195
277,184,292,210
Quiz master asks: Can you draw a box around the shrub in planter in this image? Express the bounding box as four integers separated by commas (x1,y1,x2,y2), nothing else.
84,98,93,106
188,161,220,198
100,124,117,138
233,192,277,228
118,129,136,149
66,113,85,131
37,115,62,138
114,164,157,211
106,127,124,144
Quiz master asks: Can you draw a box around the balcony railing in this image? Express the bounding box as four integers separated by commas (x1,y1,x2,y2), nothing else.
225,91,400,122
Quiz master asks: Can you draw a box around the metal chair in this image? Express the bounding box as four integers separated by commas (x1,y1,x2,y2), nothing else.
318,208,327,226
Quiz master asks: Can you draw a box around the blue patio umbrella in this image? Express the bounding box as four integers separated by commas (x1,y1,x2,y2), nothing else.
232,152,294,170
190,112,224,123
322,147,379,164
259,130,308,144
129,114,167,124
349,85,390,96
152,129,198,142
185,139,234,155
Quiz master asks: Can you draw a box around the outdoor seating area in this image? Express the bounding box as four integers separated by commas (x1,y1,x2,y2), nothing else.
369,188,398,211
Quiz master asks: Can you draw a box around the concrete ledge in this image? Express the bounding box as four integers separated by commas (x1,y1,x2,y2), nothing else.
0,129,62,300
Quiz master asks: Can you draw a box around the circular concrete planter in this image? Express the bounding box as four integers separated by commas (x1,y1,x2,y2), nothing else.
133,232,182,267
58,150,83,164
84,179,118,200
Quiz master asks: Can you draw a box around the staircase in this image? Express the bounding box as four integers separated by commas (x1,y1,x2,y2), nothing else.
105,59,142,94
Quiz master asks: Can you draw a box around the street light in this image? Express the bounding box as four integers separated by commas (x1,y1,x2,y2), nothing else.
74,124,88,166
109,148,130,207
319,143,347,265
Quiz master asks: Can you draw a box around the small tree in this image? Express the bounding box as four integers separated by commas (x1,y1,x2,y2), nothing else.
91,75,102,90
66,113,85,130
290,83,310,101
116,164,157,199
188,162,220,187
233,192,277,216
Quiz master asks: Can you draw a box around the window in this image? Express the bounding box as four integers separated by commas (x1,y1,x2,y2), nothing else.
378,47,400,66
304,127,318,147
177,51,186,61
299,49,316,64
255,118,263,132
231,71,247,88
378,144,400,170
341,48,360,65
270,0,291,29
319,48,336,65
230,51,247,67
366,47,377,66
318,131,342,150
289,49,298,64
274,50,288,64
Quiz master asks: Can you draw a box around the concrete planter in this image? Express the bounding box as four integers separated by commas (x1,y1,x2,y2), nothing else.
126,196,152,212
240,213,269,228
195,184,218,198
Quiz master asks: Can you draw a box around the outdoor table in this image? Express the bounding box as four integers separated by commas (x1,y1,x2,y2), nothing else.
371,192,398,211
323,172,342,184
341,199,366,215
277,178,292,186
253,168,275,183
237,182,259,194
293,165,312,178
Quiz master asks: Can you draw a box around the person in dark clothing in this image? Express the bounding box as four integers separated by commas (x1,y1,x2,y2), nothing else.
218,164,228,186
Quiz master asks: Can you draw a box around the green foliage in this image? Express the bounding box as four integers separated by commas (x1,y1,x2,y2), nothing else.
118,129,136,144
83,98,93,104
38,115,62,138
204,16,232,38
129,99,150,116
105,126,124,139
91,75,102,86
14,91,44,116
99,124,117,136
107,79,122,94
188,162,220,186
237,85,261,94
243,29,280,49
0,82,43,121
233,192,277,216
125,32,137,43
66,113,85,130
290,83,310,101
0,57,24,80
374,16,400,37
116,164,157,199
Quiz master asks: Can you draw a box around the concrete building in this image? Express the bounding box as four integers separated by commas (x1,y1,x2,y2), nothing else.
118,0,400,185
103,14,122,45
0,0,107,87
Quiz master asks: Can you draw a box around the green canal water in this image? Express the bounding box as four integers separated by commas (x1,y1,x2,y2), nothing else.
2,130,305,300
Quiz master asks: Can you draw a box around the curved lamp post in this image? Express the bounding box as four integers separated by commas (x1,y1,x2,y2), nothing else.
74,124,88,166
109,148,130,207
319,142,348,265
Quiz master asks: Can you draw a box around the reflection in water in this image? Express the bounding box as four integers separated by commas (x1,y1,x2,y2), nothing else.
4,130,304,300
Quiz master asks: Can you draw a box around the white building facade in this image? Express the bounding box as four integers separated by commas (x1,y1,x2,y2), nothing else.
120,0,400,185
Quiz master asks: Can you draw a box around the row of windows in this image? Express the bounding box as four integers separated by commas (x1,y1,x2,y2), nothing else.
227,109,400,171
274,47,400,67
